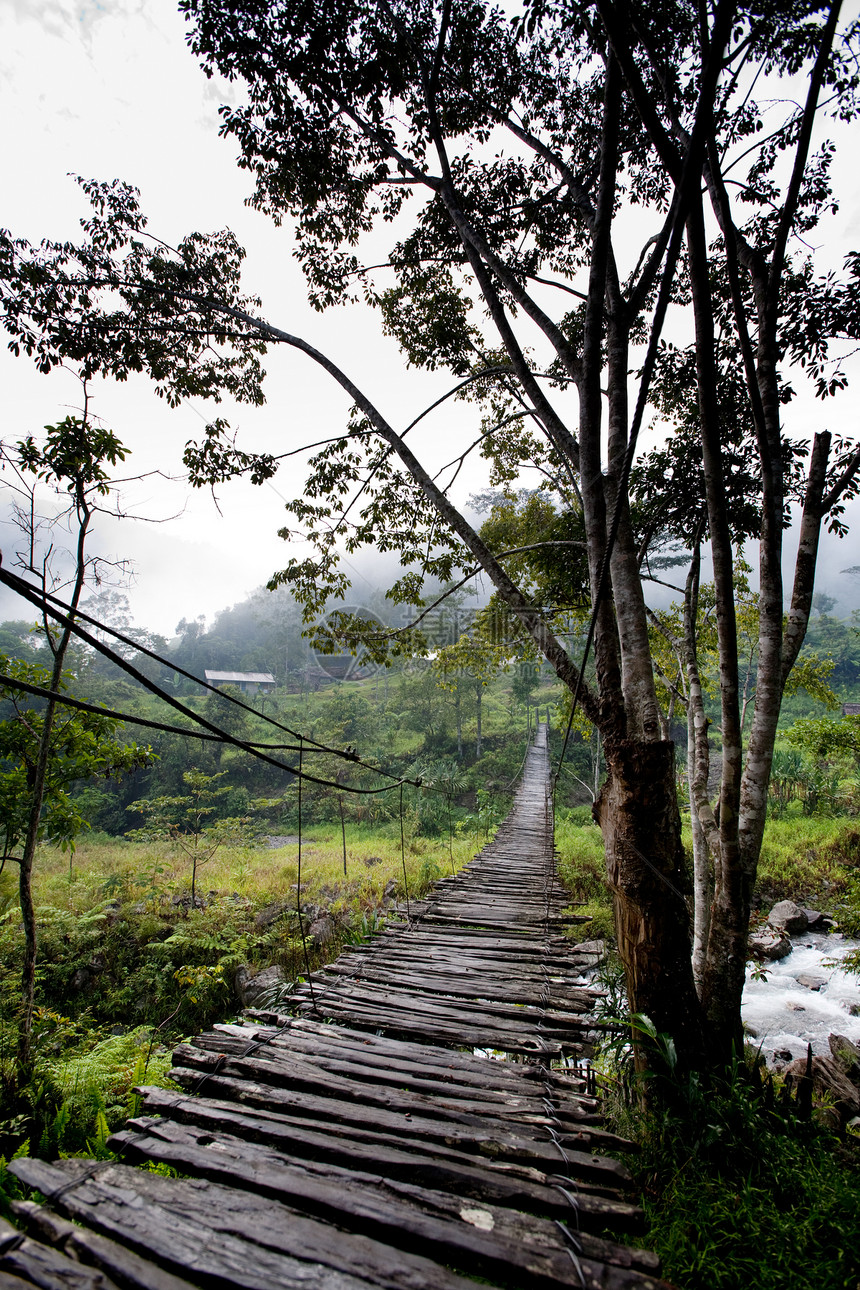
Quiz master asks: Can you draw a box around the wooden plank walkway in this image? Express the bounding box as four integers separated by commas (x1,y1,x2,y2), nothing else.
4,726,668,1290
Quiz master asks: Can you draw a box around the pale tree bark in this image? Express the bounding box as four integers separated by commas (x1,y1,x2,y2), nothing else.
686,202,746,1053
682,536,716,992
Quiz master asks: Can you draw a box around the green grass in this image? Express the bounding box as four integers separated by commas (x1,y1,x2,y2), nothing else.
554,811,616,940
751,817,860,934
554,811,606,900
10,821,475,916
558,810,860,943
606,1063,860,1290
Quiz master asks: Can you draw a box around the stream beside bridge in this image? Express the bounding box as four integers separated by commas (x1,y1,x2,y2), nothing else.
742,929,860,1064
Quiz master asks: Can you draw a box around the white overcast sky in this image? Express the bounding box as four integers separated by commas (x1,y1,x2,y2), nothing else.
1,0,859,639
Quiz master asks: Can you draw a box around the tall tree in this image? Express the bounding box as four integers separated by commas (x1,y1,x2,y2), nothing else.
2,0,859,1070
0,418,150,1083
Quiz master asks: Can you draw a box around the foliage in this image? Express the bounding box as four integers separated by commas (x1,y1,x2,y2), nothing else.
785,713,860,764
0,654,150,863
608,1061,860,1290
127,768,257,905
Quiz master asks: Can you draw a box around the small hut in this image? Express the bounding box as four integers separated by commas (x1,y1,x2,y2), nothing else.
204,670,276,696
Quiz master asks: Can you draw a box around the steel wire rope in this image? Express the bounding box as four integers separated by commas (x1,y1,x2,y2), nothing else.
0,565,401,780
295,739,319,1014
0,567,416,795
0,673,317,749
399,782,412,922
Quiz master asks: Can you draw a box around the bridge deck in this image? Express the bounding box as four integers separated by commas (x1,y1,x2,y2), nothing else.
5,728,667,1290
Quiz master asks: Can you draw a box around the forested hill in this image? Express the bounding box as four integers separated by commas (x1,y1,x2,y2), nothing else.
1,592,858,838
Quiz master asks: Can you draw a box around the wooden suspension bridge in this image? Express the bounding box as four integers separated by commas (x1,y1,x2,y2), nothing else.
1,727,669,1290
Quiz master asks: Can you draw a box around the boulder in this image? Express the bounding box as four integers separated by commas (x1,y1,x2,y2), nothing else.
795,974,826,991
767,900,808,935
171,891,206,911
785,1053,860,1129
308,915,337,948
803,908,825,930
748,927,792,961
70,967,93,992
572,939,607,960
235,964,287,1008
829,1033,860,1087
254,901,289,930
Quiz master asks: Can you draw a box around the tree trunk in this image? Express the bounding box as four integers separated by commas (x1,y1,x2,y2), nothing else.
705,433,834,1057
475,684,482,757
688,714,710,992
16,486,92,1085
595,739,705,1075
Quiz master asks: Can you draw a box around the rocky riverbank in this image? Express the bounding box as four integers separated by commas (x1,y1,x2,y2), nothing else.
743,899,860,1129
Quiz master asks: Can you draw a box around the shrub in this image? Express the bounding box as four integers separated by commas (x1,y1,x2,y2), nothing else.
607,1060,860,1290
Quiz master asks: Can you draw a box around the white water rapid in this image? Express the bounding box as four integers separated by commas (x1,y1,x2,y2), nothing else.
742,930,860,1065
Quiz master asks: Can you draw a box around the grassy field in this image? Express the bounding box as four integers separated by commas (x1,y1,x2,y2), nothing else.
554,804,860,938
7,821,478,917
0,821,482,1166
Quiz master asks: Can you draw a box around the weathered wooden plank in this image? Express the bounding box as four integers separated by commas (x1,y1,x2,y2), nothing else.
286,983,592,1037
290,980,594,1031
327,962,598,997
148,1067,633,1170
289,997,595,1053
317,964,596,1012
160,1069,624,1190
201,1031,563,1108
0,1212,122,1290
194,1031,606,1126
287,998,584,1056
104,1128,661,1287
331,940,600,972
114,1151,657,1286
113,1115,643,1227
240,1015,570,1088
282,990,572,1052
10,1203,195,1290
8,1160,473,1290
135,1088,566,1192
166,1044,558,1124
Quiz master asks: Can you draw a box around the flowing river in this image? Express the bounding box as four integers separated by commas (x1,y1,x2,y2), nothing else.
742,929,860,1064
